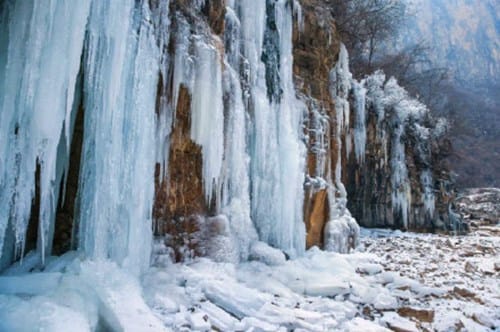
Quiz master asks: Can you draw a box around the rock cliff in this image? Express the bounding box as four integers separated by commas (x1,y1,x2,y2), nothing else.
148,0,459,259
0,0,459,270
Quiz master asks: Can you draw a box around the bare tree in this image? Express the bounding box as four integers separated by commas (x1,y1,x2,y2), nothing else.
375,41,450,109
327,0,406,73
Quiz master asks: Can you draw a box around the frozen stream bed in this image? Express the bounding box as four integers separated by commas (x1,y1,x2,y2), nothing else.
1,225,498,331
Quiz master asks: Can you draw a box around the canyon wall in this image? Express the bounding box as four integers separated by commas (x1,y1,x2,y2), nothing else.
0,0,458,271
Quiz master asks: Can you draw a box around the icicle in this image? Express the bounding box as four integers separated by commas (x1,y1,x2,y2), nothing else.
0,0,91,266
421,169,435,217
171,15,193,115
190,39,225,204
152,0,171,181
292,0,305,32
390,122,411,228
352,80,367,163
330,44,352,132
307,102,329,178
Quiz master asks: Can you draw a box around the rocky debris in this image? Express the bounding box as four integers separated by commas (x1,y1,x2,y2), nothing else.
397,307,435,323
455,188,500,226
360,223,500,331
139,223,500,331
451,287,483,304
464,261,477,273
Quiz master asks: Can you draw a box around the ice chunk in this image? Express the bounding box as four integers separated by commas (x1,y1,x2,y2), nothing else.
202,279,267,319
343,317,391,332
0,272,62,295
356,263,383,275
78,261,168,332
324,215,360,253
380,312,418,332
188,311,211,331
249,241,287,266
373,292,398,310
1,250,42,275
199,301,240,331
0,294,92,332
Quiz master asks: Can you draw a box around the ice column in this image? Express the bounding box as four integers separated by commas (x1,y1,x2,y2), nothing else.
236,0,306,257
325,44,360,253
383,78,427,228
275,0,307,256
352,80,367,163
190,39,225,205
222,7,259,260
421,169,435,217
77,0,159,274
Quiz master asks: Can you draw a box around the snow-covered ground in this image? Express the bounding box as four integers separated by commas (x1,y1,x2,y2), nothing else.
1,225,498,331
359,226,499,331
141,225,499,331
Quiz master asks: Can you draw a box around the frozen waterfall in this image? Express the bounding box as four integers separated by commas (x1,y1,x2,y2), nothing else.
0,0,163,273
0,0,321,270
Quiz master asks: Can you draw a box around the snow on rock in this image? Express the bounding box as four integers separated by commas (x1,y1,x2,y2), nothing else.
343,317,391,332
141,224,500,331
361,224,500,331
456,188,500,226
381,311,419,332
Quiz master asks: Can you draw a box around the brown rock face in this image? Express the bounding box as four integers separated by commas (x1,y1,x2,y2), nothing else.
150,0,347,255
202,0,226,36
153,85,207,261
293,0,341,248
305,189,329,248
293,0,340,105
152,2,226,261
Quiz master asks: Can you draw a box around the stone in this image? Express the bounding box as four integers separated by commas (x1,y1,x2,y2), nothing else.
397,307,435,323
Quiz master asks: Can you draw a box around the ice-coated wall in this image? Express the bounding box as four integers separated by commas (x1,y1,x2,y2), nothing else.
0,0,455,272
343,67,455,231
0,0,319,269
0,0,163,273
0,0,92,269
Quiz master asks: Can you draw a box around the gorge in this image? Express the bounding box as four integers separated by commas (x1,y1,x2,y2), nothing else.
0,0,495,331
